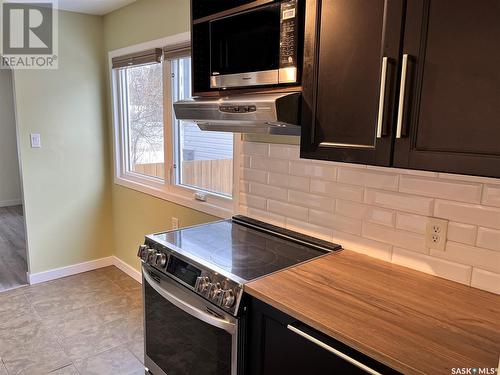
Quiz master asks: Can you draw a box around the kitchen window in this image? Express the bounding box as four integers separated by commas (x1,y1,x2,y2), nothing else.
111,36,236,217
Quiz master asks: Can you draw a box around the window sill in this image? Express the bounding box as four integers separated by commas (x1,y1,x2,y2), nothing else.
114,175,233,219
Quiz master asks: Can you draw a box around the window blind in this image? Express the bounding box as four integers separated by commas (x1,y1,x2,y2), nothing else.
111,48,163,69
163,42,191,60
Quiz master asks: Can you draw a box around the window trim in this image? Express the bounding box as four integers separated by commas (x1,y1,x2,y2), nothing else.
109,32,240,218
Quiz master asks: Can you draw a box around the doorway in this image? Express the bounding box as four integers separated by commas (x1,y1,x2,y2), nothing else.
0,67,28,291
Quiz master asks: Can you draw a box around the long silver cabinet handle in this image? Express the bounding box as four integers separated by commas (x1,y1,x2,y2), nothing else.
287,325,383,375
376,56,389,138
396,54,409,138
143,266,236,334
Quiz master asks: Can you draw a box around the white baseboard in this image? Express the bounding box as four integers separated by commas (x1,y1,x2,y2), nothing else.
27,256,142,285
28,256,115,285
112,256,142,283
0,199,22,208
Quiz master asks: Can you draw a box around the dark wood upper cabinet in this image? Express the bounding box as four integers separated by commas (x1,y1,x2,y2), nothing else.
393,0,500,177
301,0,405,166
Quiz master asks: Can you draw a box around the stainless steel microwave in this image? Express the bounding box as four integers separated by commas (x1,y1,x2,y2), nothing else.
209,0,301,89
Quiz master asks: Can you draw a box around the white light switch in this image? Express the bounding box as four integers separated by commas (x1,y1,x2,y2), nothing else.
30,133,41,148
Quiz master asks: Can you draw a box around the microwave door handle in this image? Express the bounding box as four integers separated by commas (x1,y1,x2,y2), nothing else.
143,267,236,334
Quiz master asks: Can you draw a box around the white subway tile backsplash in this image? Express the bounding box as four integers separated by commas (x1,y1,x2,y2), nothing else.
249,182,287,201
471,268,500,294
289,190,334,212
437,172,500,185
309,210,362,235
364,189,434,215
239,193,266,210
482,184,500,208
268,172,309,192
366,207,396,227
269,144,300,160
434,200,500,229
310,180,364,202
241,168,268,184
395,213,428,234
367,165,438,178
338,168,399,191
250,156,289,173
476,227,500,251
392,247,472,285
332,231,393,262
242,142,269,156
335,200,369,219
399,176,482,203
286,218,333,242
240,180,249,193
431,242,500,273
244,207,285,227
268,199,308,221
447,222,477,245
290,161,337,181
362,222,427,253
241,155,251,168
239,141,500,294
335,200,394,227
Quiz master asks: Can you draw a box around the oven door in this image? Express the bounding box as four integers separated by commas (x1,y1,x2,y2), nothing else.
142,265,237,375
209,2,282,88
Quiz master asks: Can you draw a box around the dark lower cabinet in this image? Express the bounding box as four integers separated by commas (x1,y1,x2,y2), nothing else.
301,0,500,178
246,297,400,375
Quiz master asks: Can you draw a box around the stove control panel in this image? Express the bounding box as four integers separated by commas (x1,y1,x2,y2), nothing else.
138,243,243,315
195,276,239,309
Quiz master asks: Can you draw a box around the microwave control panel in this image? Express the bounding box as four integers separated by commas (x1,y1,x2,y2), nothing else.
280,0,298,68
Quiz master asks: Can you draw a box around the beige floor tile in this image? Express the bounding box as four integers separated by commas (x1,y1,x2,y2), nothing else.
126,338,145,364
0,292,34,328
74,346,143,375
1,329,71,375
94,266,131,283
60,324,123,361
46,364,80,375
0,268,145,375
114,277,141,292
42,306,101,339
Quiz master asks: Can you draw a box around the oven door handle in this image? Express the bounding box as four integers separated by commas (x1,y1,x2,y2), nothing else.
143,267,236,334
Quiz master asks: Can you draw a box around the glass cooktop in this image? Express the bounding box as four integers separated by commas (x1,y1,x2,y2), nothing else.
149,216,341,282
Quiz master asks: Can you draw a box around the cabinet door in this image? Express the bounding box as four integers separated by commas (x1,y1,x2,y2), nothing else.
393,0,500,177
246,298,400,375
301,0,404,165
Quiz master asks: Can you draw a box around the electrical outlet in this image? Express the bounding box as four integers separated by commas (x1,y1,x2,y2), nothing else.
171,217,179,230
426,217,448,251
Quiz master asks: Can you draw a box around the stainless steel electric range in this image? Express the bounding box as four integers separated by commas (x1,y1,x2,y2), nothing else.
138,215,341,375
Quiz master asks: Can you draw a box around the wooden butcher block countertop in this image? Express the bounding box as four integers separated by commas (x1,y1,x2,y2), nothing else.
244,250,500,375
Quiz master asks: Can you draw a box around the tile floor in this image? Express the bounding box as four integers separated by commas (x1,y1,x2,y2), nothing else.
0,266,145,375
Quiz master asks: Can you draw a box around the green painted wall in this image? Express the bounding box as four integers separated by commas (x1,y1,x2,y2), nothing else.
103,0,217,272
103,0,190,50
14,11,113,274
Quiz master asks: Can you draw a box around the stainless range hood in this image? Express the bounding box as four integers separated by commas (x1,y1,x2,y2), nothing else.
173,92,301,136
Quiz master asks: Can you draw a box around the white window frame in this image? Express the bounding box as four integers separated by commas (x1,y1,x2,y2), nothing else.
109,32,241,218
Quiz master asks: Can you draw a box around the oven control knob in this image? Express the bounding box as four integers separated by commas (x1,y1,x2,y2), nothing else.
147,249,156,264
196,277,211,293
222,290,235,308
209,283,222,300
155,253,167,268
137,245,147,259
